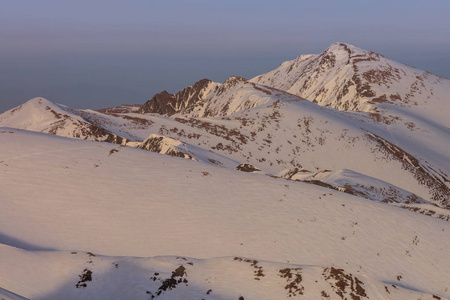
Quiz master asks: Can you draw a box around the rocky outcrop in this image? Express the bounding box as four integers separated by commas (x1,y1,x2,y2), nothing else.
138,134,193,160
138,90,178,115
138,77,251,117
96,104,141,114
235,163,261,173
138,79,215,115
174,78,213,108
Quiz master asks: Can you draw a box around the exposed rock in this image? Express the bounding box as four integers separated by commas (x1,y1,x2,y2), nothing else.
138,90,178,115
138,77,251,117
138,134,193,160
216,76,247,95
96,104,141,114
138,79,215,116
236,163,261,173
174,78,213,108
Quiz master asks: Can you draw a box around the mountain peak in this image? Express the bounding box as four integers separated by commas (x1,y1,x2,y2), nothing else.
320,42,384,68
0,96,127,144
4,97,67,120
139,77,250,116
216,76,247,95
138,90,177,115
251,42,448,122
224,76,247,83
18,97,59,111
326,42,374,55
26,96,52,104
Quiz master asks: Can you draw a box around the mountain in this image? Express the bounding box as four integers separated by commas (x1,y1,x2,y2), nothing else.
138,76,282,118
1,82,448,208
138,78,217,115
0,42,449,299
134,83,449,206
250,42,450,126
0,97,127,144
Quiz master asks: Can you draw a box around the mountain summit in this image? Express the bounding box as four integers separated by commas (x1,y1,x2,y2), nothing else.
251,42,449,126
0,97,126,144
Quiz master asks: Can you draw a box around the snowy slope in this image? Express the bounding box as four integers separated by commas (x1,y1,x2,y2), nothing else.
278,168,430,205
1,129,450,299
86,80,448,208
130,95,449,207
3,89,447,207
276,167,450,221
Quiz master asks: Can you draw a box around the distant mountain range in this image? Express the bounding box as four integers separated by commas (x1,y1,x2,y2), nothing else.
1,42,449,300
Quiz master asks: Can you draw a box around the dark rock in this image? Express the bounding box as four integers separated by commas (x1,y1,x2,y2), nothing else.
139,79,213,116
235,163,261,173
138,90,178,115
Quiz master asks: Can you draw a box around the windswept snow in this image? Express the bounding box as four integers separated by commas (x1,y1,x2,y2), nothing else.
0,244,445,300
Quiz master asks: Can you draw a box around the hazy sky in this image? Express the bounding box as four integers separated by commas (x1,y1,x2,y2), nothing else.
1,0,449,113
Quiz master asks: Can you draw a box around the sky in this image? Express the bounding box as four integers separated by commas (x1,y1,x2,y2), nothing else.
1,0,449,113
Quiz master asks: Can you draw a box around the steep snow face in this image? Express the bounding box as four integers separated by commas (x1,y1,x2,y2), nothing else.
0,98,126,144
251,42,450,126
1,129,450,299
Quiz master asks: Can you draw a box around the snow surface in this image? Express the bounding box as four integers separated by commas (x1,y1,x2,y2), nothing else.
1,129,450,299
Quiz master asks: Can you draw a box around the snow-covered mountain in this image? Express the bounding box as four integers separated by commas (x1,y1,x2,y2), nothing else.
0,97,127,144
133,78,449,206
0,42,449,299
250,42,450,126
138,76,282,118
1,78,448,207
138,78,219,115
